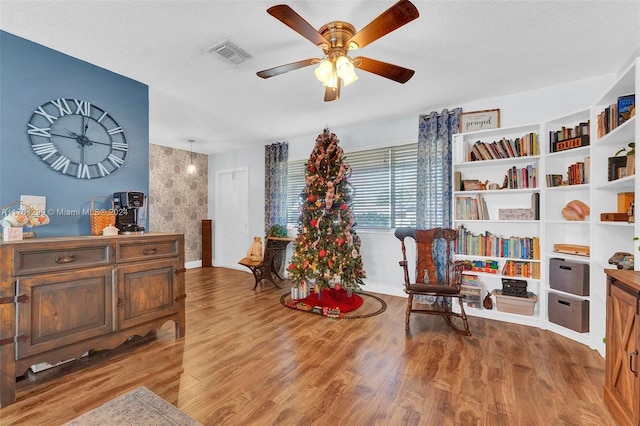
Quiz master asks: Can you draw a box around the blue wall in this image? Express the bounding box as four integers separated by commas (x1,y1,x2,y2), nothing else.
0,31,149,237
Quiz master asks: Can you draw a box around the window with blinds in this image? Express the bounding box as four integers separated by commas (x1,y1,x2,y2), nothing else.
286,143,418,229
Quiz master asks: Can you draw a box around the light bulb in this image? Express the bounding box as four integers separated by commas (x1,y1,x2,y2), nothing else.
336,56,353,79
187,163,197,175
341,69,359,87
314,59,333,83
322,69,339,89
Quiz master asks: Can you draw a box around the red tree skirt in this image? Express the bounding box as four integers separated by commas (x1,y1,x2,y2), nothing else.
298,288,363,313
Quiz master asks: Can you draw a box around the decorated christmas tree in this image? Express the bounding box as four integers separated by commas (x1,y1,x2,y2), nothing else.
288,129,366,295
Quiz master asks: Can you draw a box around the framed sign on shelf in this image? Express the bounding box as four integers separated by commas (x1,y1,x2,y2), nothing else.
460,109,501,133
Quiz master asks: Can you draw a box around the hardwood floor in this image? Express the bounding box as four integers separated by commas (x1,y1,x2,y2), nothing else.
0,267,617,425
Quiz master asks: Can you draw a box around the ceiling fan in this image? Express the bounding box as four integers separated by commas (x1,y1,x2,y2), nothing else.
256,0,419,102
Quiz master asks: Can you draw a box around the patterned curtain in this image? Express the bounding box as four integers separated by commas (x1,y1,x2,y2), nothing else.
416,108,461,229
264,142,288,234
415,109,461,302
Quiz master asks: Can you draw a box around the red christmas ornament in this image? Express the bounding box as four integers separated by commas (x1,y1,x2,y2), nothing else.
310,219,318,227
337,237,345,245
335,283,342,291
319,249,327,257
309,165,316,172
288,263,295,270
340,203,348,210
308,195,316,202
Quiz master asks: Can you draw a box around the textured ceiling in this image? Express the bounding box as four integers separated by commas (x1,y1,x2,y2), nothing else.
1,0,639,154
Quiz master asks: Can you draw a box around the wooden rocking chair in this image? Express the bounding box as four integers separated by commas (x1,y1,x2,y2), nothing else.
395,227,471,336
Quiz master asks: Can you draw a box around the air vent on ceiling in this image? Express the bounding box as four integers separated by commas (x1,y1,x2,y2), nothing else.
206,39,251,65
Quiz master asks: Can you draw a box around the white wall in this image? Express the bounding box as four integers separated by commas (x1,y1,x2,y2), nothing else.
209,74,614,296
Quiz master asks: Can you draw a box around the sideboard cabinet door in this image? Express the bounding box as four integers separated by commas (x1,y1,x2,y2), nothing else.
115,259,179,330
16,266,114,359
605,276,640,426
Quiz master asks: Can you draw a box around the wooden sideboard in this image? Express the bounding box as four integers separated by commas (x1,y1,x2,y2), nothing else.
605,269,640,426
0,233,186,407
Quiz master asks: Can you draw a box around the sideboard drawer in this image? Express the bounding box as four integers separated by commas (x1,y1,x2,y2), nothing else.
116,237,179,263
13,242,112,275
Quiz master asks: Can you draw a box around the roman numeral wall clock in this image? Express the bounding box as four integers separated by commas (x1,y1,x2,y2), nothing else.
27,98,128,179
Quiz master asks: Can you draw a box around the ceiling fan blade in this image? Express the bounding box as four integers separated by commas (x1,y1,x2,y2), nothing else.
267,5,327,47
257,58,320,79
353,56,414,83
324,81,341,102
347,0,419,50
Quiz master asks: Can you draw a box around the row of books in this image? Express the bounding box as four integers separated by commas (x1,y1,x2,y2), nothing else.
501,260,541,279
549,121,590,145
455,226,540,260
506,164,538,189
596,93,635,138
455,195,489,220
467,133,539,161
545,156,591,186
566,159,589,185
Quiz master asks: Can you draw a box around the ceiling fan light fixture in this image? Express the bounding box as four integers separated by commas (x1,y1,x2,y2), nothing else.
314,59,333,83
335,55,353,78
322,68,339,89
341,69,359,87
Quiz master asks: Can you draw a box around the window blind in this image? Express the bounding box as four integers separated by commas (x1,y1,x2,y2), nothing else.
287,143,418,229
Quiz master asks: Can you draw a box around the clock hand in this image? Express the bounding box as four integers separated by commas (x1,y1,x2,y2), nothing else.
50,133,78,140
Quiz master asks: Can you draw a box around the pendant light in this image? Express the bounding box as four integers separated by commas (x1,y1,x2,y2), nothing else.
187,139,197,175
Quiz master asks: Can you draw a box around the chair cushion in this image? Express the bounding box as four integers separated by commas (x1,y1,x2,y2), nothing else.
408,283,460,294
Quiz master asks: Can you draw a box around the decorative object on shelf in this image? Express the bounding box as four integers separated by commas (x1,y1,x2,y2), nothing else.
614,142,635,176
561,199,590,221
460,109,500,133
601,212,630,222
483,292,493,310
608,251,633,268
617,192,635,213
549,121,590,153
1,200,50,240
553,243,590,257
461,179,485,191
89,196,116,235
608,155,629,181
186,139,196,175
27,98,128,179
498,208,534,221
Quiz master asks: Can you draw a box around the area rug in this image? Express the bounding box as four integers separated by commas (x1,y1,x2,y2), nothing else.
280,291,386,319
64,386,202,426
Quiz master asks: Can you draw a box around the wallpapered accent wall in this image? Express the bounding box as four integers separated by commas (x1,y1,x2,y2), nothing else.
149,144,208,263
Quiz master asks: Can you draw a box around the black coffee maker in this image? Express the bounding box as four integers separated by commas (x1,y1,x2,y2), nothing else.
113,191,146,234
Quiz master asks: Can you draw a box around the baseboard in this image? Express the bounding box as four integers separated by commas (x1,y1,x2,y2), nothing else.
358,282,405,298
185,260,202,269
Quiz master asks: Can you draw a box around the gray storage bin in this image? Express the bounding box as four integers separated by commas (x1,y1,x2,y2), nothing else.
549,258,589,296
548,292,589,333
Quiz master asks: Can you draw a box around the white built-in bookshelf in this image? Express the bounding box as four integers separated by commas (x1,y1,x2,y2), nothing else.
451,58,639,356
